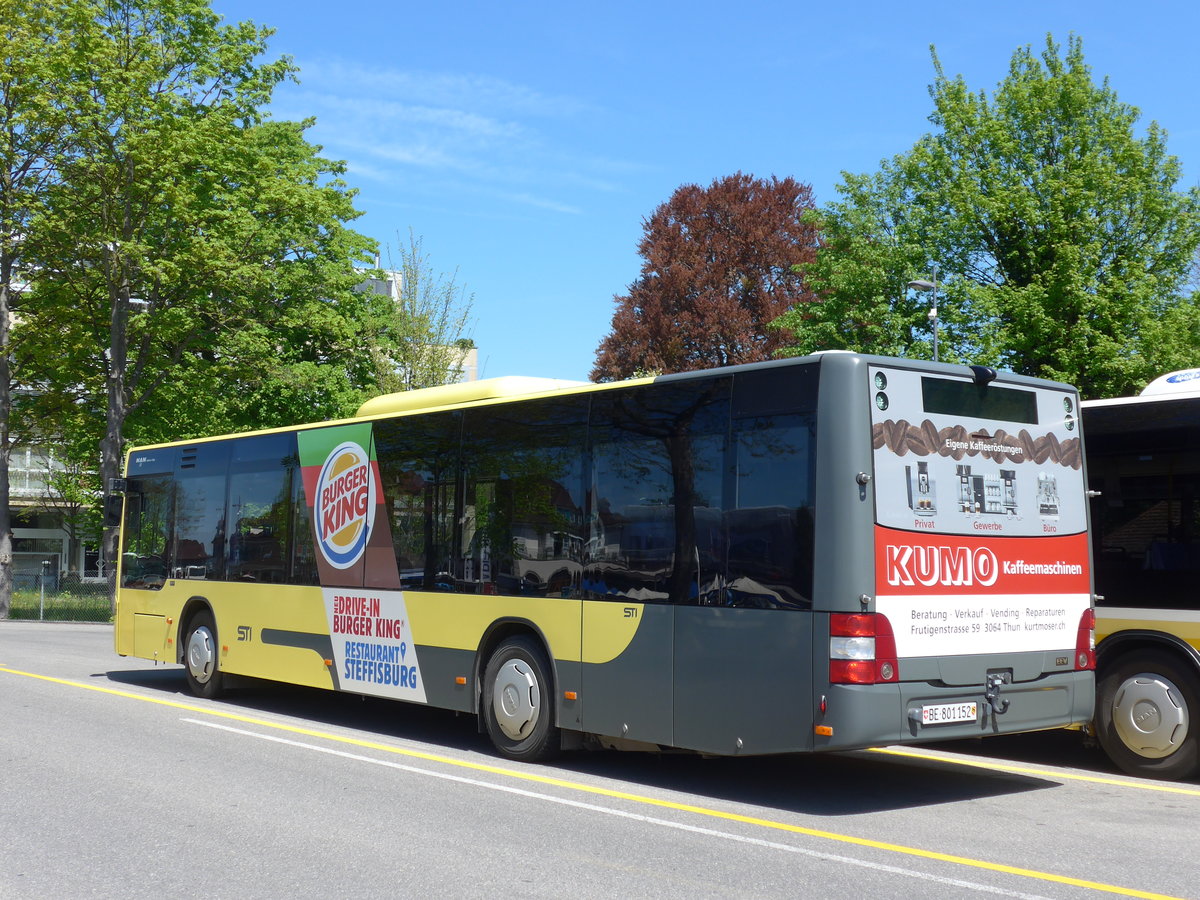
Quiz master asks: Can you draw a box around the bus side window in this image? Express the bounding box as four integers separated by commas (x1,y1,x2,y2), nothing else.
120,476,174,590
460,397,589,598
290,467,320,586
586,379,730,605
172,443,231,581
727,413,816,609
722,365,818,610
375,412,463,593
1090,443,1200,610
227,434,296,584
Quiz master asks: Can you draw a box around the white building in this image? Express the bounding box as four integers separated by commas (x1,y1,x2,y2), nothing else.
9,445,98,588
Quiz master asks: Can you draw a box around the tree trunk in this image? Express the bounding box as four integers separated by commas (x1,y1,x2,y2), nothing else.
101,264,131,612
0,262,13,619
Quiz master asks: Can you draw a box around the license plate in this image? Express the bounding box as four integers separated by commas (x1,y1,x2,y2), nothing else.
920,701,978,725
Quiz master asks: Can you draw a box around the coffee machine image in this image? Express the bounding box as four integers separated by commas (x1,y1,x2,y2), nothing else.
1036,471,1060,517
955,464,1020,517
906,460,937,516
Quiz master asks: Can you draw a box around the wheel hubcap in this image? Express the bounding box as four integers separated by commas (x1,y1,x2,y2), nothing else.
187,626,216,685
1112,672,1189,759
492,658,539,741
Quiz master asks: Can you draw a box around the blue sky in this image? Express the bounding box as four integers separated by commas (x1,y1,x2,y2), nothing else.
211,0,1200,383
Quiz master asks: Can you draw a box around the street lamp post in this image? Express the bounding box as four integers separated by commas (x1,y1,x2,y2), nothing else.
40,559,50,620
907,266,939,362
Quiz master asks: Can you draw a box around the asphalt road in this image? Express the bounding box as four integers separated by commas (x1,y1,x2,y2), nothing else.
2,621,1196,900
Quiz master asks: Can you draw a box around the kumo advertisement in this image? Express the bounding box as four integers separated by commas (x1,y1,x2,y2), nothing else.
868,367,1091,659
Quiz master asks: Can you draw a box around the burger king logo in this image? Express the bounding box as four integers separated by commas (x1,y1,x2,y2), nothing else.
315,441,376,569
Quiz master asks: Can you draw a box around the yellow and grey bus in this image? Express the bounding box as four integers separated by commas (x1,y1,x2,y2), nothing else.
1084,370,1200,780
113,353,1095,761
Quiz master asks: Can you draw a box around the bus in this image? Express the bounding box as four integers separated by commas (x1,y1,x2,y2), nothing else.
1084,369,1200,780
112,352,1095,761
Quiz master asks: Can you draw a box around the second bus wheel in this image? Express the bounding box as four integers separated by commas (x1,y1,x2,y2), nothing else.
482,636,560,763
1096,650,1200,781
183,611,226,700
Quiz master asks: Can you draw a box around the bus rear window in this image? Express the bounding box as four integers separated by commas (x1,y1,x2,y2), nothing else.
920,377,1039,424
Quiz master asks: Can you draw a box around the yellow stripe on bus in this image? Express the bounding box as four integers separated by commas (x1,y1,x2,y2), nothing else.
1094,607,1200,649
117,583,646,676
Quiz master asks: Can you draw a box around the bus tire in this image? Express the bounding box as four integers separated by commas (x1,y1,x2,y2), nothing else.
183,611,225,700
1096,651,1200,780
482,636,560,763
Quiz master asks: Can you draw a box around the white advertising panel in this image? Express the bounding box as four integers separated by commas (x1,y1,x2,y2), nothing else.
869,366,1090,657
324,588,427,702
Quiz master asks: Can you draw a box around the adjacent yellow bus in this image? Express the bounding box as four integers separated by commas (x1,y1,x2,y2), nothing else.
1084,370,1200,780
113,353,1095,761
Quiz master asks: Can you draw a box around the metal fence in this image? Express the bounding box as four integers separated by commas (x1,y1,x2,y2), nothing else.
8,579,113,623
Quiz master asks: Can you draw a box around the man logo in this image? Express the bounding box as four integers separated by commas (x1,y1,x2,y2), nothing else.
315,441,376,569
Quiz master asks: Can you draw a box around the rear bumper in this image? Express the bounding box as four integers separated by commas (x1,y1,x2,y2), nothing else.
814,670,1094,751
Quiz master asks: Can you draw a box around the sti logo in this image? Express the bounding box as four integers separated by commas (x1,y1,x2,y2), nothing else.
315,441,376,569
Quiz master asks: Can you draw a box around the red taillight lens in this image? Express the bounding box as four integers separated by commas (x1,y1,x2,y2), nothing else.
1075,608,1095,671
830,613,899,684
831,613,874,636
830,659,875,683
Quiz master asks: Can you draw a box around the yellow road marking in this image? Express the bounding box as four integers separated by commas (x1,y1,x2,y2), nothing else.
0,664,1185,900
870,747,1200,797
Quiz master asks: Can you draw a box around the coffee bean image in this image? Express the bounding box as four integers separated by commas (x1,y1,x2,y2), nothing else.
873,419,1080,469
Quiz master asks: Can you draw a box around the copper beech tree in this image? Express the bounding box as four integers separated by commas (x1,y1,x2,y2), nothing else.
591,173,819,381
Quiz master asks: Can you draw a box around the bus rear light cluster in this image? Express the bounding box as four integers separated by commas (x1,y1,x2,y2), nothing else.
830,613,899,684
1075,608,1095,671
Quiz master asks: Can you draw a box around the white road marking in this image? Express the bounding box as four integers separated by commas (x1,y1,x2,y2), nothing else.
183,717,1051,900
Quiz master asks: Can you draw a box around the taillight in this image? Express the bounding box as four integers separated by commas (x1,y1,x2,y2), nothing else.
1075,608,1095,671
830,613,900,684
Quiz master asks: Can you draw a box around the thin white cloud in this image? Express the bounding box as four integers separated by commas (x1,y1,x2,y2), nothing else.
269,57,634,216
302,93,524,140
296,61,593,118
342,159,391,182
342,137,473,172
333,139,585,216
490,190,583,215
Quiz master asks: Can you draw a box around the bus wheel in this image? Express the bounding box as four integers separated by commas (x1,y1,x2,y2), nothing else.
183,611,225,700
1096,651,1200,780
483,636,560,763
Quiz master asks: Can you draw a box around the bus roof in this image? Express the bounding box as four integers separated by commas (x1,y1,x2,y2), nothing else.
125,353,1070,456
1085,369,1200,409
355,376,588,418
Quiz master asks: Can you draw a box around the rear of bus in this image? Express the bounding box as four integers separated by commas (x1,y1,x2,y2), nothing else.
812,354,1095,749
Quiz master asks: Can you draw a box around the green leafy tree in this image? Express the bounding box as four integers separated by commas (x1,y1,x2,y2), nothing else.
776,35,1200,398
150,118,386,435
773,174,933,360
0,0,81,616
20,1,376,580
